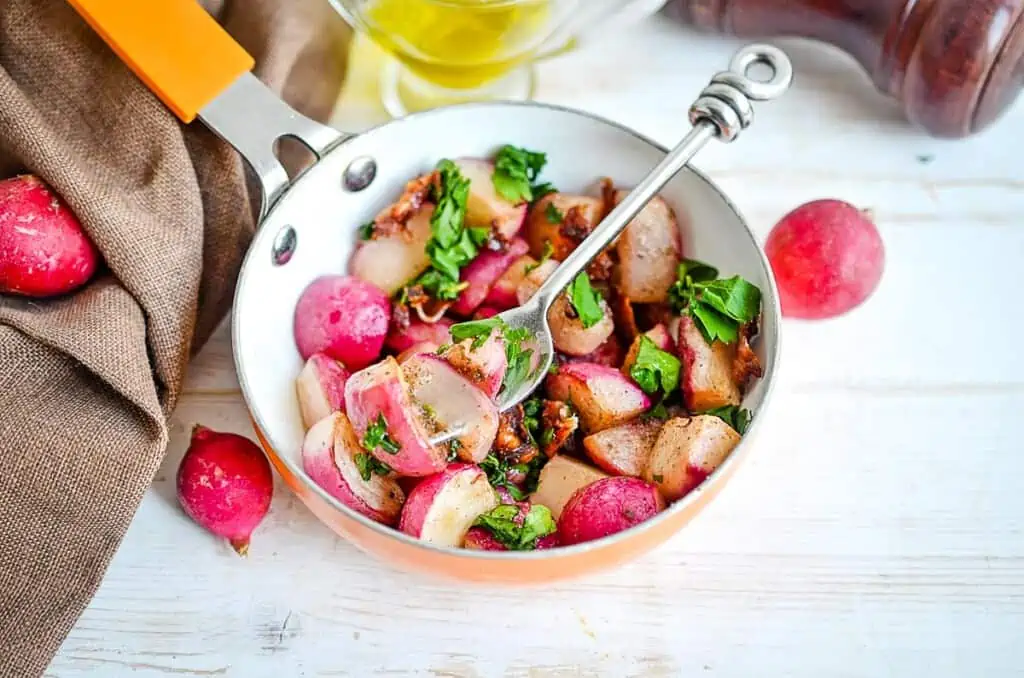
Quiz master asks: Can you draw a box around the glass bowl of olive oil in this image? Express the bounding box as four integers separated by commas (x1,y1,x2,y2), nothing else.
329,0,668,117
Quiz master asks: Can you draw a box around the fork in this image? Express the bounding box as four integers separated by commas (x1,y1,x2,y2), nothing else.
430,43,792,445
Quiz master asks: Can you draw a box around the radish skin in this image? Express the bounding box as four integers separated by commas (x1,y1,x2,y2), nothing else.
558,477,664,545
293,275,390,370
398,464,499,546
0,174,100,297
295,353,350,430
176,426,274,555
450,238,529,316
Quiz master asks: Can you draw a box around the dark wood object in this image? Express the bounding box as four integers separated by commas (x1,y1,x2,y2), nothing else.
665,0,1024,138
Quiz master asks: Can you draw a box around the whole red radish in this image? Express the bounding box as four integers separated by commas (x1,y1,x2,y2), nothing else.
0,174,100,298
765,199,884,319
293,274,390,370
176,426,274,555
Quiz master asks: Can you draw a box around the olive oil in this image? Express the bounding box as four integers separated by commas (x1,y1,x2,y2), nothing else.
361,0,554,90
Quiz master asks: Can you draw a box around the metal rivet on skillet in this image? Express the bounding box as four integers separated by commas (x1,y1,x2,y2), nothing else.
343,156,377,191
271,225,296,266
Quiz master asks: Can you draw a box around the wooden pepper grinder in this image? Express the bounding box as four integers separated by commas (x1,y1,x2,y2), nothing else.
664,0,1024,138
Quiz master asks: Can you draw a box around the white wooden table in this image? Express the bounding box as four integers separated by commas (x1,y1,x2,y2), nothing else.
49,17,1024,678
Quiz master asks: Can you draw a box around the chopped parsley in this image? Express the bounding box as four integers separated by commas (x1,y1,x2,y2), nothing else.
630,336,681,396
353,453,392,482
524,239,554,274
357,221,375,240
500,326,535,397
567,272,605,329
702,405,752,434
473,503,557,551
449,316,539,397
530,181,557,203
669,258,761,344
480,454,526,501
447,439,462,462
409,159,482,301
545,202,563,223
450,316,504,350
361,413,400,455
492,145,548,204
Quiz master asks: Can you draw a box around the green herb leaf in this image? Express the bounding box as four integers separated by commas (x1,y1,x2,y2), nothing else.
447,438,462,462
361,413,401,455
410,159,481,301
567,272,605,329
530,181,557,203
358,221,375,241
693,276,761,324
500,326,535,397
644,401,670,421
691,303,739,344
473,503,556,550
479,454,527,501
545,202,563,224
451,316,505,350
678,258,719,283
668,261,761,345
492,145,547,204
702,405,752,434
353,452,392,482
629,336,681,396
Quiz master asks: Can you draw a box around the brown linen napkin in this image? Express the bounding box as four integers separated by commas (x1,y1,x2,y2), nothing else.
0,1,350,675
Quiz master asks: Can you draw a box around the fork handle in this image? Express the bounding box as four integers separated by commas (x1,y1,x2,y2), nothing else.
534,43,793,310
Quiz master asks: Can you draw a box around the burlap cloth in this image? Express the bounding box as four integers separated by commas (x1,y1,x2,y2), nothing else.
0,1,350,674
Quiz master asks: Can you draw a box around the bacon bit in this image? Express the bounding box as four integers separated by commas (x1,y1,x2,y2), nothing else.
391,302,411,333
610,289,640,343
371,171,436,238
559,205,591,242
732,320,763,392
412,297,452,324
560,205,615,281
494,405,539,465
599,177,617,220
540,400,578,456
404,285,430,308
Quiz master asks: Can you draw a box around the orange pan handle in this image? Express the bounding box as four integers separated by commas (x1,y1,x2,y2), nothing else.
66,0,348,217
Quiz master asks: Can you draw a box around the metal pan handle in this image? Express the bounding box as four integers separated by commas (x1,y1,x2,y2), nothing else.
66,0,349,219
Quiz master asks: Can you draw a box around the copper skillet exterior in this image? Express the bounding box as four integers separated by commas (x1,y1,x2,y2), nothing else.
231,100,783,585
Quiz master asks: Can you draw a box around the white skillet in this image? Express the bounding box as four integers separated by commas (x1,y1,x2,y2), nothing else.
68,0,788,564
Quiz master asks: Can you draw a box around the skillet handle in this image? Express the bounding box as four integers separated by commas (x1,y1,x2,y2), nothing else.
66,0,348,218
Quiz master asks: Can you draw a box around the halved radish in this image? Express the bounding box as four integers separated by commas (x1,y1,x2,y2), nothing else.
398,464,499,546
613,191,681,303
516,258,558,305
530,454,608,520
558,334,624,368
384,317,452,354
396,341,440,364
450,238,529,317
344,357,448,476
438,332,507,400
295,353,351,430
301,412,405,525
485,254,537,310
644,415,741,501
350,203,434,295
548,293,614,356
456,158,527,239
402,354,500,463
677,315,740,411
546,362,651,433
583,419,663,477
524,193,603,261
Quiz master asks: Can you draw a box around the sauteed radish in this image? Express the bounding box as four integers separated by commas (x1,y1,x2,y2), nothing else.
292,145,766,550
